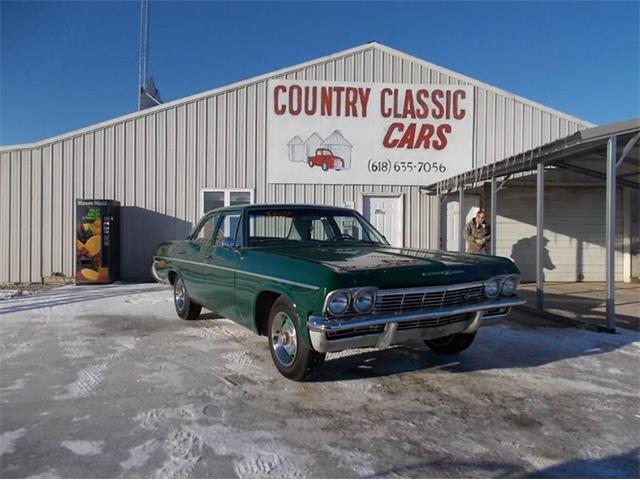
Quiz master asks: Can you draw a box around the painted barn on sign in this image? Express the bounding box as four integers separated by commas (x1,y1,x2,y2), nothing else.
304,132,323,159
287,136,306,162
321,130,353,169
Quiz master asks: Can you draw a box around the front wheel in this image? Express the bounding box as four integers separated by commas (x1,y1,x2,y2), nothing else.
424,331,476,354
268,297,325,381
174,275,202,320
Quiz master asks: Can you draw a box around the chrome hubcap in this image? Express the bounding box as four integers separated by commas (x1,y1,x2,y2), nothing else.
271,312,297,367
174,278,186,312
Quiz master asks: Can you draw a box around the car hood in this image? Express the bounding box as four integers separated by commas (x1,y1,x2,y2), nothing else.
256,244,519,288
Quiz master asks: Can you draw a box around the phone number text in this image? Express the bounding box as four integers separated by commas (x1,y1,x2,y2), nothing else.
367,159,447,174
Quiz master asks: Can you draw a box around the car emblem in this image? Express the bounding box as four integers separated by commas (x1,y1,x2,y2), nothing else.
444,269,464,276
422,271,444,277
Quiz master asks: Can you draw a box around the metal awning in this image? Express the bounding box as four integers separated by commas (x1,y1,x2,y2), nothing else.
423,118,640,333
423,118,639,193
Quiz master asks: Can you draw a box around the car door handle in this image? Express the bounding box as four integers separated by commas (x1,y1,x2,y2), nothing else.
177,250,185,254
203,254,213,260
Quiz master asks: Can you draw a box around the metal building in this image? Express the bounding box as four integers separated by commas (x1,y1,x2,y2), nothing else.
1,42,633,284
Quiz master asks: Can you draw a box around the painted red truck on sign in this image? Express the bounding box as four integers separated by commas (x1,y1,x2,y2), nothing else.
307,148,345,171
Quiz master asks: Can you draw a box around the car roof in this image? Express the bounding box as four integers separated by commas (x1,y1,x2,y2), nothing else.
203,203,356,215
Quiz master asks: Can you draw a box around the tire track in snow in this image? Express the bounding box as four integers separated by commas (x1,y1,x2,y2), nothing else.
55,338,140,400
235,453,289,478
220,350,274,385
1,341,37,361
55,361,110,400
59,338,93,359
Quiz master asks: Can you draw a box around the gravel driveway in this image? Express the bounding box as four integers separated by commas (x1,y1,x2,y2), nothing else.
1,283,638,478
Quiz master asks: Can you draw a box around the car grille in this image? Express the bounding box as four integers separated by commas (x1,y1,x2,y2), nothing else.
373,285,484,315
395,312,471,331
325,312,472,340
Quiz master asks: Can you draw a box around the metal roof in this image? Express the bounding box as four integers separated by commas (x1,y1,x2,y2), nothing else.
1,42,594,152
425,118,640,192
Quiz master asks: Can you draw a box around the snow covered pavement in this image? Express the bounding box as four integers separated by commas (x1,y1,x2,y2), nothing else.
1,283,639,478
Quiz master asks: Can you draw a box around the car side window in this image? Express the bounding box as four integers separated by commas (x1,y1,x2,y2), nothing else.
212,212,242,247
192,215,218,245
310,218,329,240
337,216,364,240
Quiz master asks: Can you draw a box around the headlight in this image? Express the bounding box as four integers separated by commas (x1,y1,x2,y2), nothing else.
353,288,376,313
327,291,350,315
484,278,500,298
501,275,519,296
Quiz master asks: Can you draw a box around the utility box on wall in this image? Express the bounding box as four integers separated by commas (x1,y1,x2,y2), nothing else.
75,199,120,284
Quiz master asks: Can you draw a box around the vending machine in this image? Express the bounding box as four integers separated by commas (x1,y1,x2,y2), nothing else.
75,199,120,284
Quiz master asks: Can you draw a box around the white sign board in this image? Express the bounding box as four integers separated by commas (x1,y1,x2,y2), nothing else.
267,79,474,185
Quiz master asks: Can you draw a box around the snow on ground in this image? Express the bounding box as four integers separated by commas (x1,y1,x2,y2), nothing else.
0,290,19,301
0,283,639,478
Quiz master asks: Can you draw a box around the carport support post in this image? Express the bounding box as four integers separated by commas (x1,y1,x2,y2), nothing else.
605,136,617,332
435,191,442,250
458,186,465,252
490,176,497,255
536,163,544,312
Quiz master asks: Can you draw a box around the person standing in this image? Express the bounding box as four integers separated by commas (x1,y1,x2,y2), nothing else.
465,209,491,254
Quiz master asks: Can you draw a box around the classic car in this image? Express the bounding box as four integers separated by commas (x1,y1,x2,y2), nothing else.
153,204,525,381
307,148,345,171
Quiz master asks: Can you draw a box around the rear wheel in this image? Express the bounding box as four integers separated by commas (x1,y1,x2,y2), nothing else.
424,331,476,354
268,297,325,381
308,159,314,167
321,162,329,171
174,276,202,320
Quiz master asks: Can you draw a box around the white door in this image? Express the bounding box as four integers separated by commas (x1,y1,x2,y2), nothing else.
363,195,403,247
442,195,480,251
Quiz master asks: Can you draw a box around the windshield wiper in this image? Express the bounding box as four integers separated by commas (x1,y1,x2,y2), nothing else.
327,239,380,245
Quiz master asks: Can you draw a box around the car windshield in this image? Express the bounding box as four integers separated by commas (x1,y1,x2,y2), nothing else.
248,209,387,247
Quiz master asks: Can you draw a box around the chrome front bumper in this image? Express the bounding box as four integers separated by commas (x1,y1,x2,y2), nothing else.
151,259,170,284
308,296,525,353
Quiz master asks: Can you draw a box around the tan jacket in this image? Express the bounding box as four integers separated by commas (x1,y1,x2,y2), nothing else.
465,218,491,254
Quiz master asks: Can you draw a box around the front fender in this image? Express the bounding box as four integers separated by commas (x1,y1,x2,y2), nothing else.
253,281,326,348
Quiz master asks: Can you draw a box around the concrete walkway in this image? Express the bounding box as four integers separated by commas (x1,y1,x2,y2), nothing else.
518,282,640,330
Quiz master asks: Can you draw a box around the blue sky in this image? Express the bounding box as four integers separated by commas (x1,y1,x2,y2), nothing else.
1,0,639,145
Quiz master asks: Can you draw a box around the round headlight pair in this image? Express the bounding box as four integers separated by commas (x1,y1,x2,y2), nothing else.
326,288,377,316
353,288,376,314
501,275,519,296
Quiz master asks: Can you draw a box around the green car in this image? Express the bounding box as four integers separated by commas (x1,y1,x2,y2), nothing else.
153,204,524,381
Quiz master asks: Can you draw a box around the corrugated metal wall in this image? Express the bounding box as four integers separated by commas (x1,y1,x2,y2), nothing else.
0,44,591,282
495,186,624,282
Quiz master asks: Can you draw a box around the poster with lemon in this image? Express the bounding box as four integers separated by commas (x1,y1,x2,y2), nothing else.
75,199,120,284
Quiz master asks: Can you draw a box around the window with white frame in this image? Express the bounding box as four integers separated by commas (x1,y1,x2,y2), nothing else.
201,189,254,216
